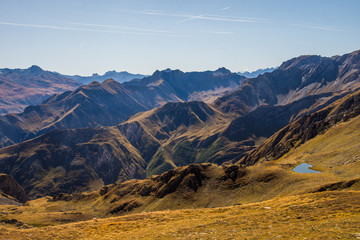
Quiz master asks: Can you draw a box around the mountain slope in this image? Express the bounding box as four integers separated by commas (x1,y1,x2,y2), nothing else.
0,68,244,148
0,173,28,204
240,89,360,166
118,101,231,176
1,190,359,239
0,127,146,198
0,65,82,115
0,100,231,197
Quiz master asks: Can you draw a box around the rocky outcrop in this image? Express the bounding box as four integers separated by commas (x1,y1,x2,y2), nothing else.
50,163,305,215
151,164,207,198
53,163,249,203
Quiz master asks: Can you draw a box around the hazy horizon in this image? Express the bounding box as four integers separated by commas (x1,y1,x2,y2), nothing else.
1,0,359,75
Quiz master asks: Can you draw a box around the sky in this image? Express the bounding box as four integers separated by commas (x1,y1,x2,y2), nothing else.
0,0,360,76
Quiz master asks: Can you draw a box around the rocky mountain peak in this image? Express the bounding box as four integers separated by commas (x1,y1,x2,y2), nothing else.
215,67,231,74
27,65,43,74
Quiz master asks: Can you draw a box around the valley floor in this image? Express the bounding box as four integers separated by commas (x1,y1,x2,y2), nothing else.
0,191,359,239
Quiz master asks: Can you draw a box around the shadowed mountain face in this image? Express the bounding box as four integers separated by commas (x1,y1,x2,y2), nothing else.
215,50,360,114
0,65,82,115
0,173,28,204
0,68,244,148
0,127,146,199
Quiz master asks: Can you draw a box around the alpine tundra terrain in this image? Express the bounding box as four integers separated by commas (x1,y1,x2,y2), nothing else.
0,50,359,239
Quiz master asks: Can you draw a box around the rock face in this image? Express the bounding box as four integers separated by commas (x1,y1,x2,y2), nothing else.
0,65,82,115
151,164,207,198
0,68,244,148
239,89,360,165
0,173,28,203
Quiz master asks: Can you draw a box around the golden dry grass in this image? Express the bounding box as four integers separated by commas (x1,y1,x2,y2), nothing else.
0,191,359,239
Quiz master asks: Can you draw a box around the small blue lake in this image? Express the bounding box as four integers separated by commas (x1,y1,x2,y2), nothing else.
292,163,321,173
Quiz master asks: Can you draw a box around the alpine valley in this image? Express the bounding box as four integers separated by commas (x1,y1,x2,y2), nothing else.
0,50,359,239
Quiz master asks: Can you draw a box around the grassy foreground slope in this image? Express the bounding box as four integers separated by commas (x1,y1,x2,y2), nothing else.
0,191,359,239
275,114,360,181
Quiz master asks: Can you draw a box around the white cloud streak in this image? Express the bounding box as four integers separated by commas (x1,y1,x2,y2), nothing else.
289,23,345,32
65,22,173,33
117,9,269,24
145,10,258,23
177,15,204,23
0,21,178,36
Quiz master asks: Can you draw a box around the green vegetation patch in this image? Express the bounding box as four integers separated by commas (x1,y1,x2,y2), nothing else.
172,141,196,166
196,139,225,163
146,149,174,177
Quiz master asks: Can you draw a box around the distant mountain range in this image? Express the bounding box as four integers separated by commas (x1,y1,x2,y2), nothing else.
0,67,146,115
0,67,244,148
0,50,359,198
0,65,275,116
0,65,82,115
62,71,146,85
237,67,276,78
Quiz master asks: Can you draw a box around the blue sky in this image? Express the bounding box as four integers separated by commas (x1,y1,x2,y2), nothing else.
0,0,359,75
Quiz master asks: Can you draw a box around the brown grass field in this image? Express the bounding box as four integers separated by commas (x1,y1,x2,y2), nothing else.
0,191,359,239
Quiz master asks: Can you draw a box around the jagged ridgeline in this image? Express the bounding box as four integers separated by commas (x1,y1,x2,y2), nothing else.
0,68,244,147
0,50,359,199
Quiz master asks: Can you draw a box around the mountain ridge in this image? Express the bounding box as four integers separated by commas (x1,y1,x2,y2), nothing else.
62,70,146,85
0,65,82,115
215,50,360,114
0,68,244,148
